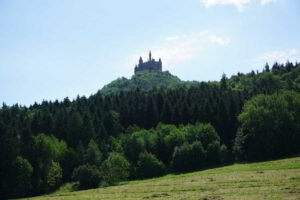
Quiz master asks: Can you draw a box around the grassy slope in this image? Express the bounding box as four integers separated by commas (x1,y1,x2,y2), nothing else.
21,156,300,200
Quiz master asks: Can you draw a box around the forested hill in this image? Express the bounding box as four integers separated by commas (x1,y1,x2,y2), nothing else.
101,62,300,95
100,70,187,95
1,61,300,199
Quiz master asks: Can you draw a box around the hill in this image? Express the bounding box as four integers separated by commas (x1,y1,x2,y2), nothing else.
101,62,300,95
100,70,186,95
1,62,300,199
21,156,300,200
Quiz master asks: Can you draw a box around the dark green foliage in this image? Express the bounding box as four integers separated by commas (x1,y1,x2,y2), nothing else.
172,141,206,172
255,72,281,94
264,63,270,72
46,161,62,191
104,111,123,135
234,91,300,161
84,139,102,166
206,141,223,165
136,152,166,178
34,134,68,162
31,134,67,194
10,156,33,198
65,111,84,147
120,123,227,175
101,152,130,185
72,164,101,189
60,147,77,182
220,73,228,90
185,123,220,148
122,133,146,164
220,144,229,163
0,121,21,199
163,128,186,163
0,62,299,198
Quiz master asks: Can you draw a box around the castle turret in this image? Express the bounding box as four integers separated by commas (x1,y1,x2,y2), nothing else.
149,51,152,61
139,56,143,65
159,58,162,71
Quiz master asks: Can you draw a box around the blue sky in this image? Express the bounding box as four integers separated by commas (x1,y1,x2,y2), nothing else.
1,0,300,106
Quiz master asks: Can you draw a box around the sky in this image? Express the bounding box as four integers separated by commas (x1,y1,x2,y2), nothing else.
1,0,300,106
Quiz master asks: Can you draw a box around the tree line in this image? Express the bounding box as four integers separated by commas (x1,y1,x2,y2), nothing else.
0,61,300,199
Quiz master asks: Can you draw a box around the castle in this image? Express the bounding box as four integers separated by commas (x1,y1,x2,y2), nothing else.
134,51,162,74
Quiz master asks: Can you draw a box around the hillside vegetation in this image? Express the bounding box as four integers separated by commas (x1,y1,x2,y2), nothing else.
101,70,185,95
21,156,300,200
1,62,300,199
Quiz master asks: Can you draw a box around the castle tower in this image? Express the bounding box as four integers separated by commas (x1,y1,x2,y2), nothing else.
139,56,143,64
159,58,162,71
149,51,152,61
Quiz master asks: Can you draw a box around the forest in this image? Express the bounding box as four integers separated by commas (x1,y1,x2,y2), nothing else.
0,61,300,199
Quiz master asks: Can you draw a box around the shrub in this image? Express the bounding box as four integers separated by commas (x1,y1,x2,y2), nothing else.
206,141,222,165
10,156,33,198
46,161,62,191
72,164,101,189
172,141,205,172
185,123,220,149
164,129,186,157
101,152,130,185
220,144,228,163
137,152,166,178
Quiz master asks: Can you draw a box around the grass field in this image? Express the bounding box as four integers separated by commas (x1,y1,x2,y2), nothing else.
20,156,300,200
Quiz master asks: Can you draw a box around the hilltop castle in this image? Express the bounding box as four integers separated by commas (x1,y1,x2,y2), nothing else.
134,51,162,74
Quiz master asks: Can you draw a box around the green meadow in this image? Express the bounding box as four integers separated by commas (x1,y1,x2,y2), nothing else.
21,156,300,200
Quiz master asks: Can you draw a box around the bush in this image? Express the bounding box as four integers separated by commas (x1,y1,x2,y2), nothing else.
46,161,62,191
185,123,220,149
32,134,68,193
206,141,222,165
72,164,101,189
172,141,205,172
137,152,166,178
101,152,130,185
164,128,186,160
220,144,228,163
10,156,33,198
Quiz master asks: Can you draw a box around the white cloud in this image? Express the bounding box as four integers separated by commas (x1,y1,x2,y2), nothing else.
260,0,276,5
256,49,300,66
207,35,230,46
129,32,230,70
202,0,251,12
201,0,277,12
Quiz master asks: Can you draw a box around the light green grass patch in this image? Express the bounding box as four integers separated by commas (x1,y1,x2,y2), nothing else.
19,156,300,200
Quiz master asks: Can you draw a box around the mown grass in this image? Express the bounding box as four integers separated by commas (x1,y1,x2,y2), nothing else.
20,156,300,200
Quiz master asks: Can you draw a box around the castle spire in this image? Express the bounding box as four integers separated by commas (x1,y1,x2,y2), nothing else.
139,56,143,65
149,51,152,61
